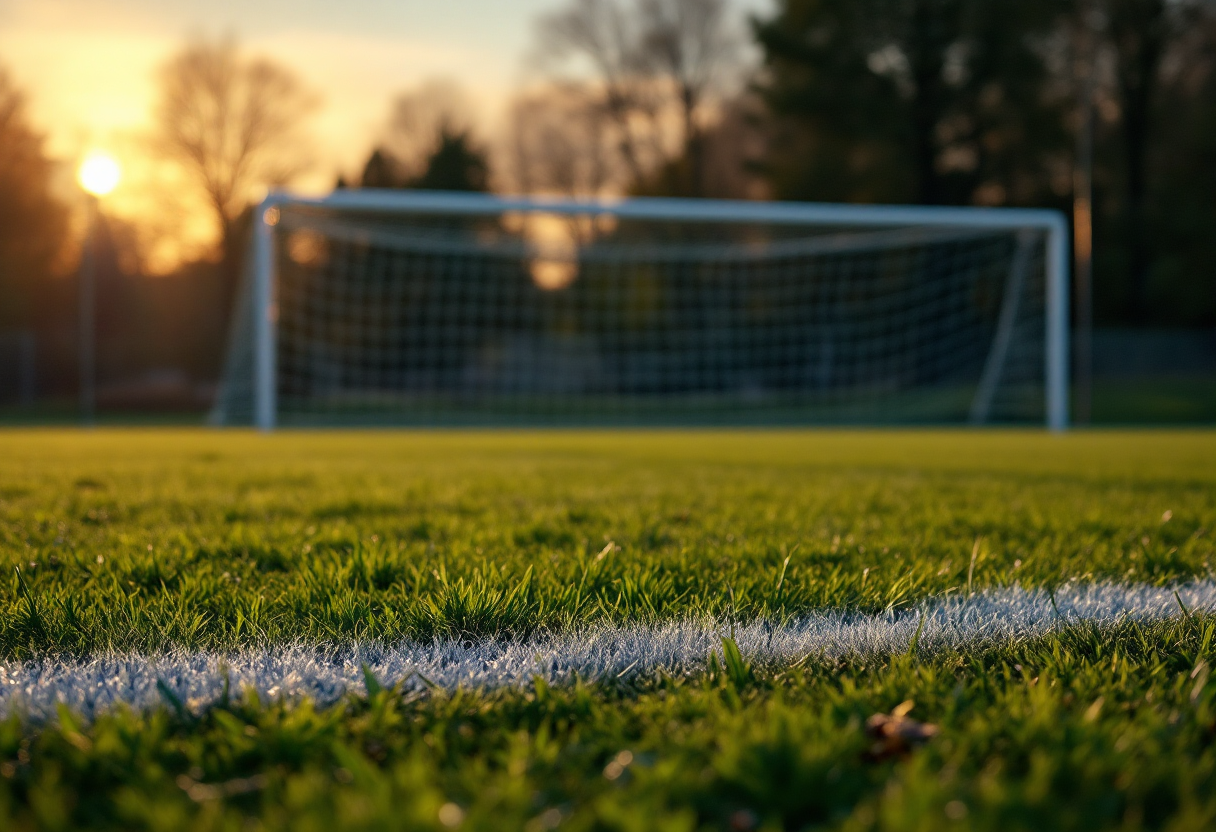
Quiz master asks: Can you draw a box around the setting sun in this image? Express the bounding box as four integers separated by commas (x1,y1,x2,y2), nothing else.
77,151,122,196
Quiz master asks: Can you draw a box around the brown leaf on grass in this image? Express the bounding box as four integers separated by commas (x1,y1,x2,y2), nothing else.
864,700,940,761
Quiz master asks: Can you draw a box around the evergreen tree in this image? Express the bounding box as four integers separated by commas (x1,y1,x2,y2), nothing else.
411,128,490,192
752,0,1070,207
1101,0,1209,324
359,148,408,188
352,129,489,193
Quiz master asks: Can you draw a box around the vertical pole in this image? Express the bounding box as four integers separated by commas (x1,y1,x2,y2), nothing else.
1073,0,1098,425
79,197,97,427
969,230,1034,425
253,199,279,431
1046,217,1071,432
18,330,35,408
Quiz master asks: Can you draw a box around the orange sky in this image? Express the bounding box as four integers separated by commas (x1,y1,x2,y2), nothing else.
0,0,764,270
0,0,561,270
0,0,550,177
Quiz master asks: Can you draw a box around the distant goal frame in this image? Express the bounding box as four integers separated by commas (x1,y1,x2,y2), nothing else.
225,190,1070,431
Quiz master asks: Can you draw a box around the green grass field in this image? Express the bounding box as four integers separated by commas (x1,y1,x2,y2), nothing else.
3,429,1216,831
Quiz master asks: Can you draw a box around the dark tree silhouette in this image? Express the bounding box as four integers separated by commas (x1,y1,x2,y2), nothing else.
360,148,408,188
352,127,489,193
1105,0,1183,322
753,0,1070,206
0,67,67,331
411,128,489,192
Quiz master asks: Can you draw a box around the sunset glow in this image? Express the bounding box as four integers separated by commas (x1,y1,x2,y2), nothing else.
77,151,122,197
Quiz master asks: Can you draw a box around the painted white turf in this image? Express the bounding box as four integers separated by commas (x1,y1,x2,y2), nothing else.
3,580,1215,720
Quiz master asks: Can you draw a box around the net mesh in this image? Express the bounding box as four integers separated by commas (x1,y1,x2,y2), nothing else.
214,200,1048,426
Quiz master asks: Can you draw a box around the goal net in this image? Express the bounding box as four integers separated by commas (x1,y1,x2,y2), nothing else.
212,192,1068,428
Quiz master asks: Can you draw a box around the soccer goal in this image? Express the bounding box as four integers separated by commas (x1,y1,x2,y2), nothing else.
212,190,1068,429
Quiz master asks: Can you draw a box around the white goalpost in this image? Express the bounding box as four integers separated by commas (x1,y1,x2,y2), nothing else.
212,190,1069,430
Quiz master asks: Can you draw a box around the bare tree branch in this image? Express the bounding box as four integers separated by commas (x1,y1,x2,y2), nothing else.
152,37,318,272
505,83,621,196
639,0,738,150
533,0,740,194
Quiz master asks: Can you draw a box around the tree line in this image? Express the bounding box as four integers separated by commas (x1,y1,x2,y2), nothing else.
0,0,1213,408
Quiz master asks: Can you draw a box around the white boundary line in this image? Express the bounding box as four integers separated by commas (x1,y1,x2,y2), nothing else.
4,580,1206,720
